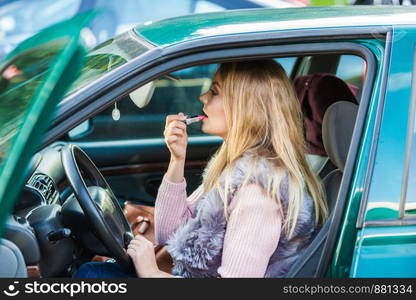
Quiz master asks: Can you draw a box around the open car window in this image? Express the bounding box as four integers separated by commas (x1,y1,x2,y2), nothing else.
65,53,365,143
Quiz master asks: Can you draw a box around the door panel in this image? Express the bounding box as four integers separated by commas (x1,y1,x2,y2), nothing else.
350,27,416,278
104,168,205,206
351,226,416,277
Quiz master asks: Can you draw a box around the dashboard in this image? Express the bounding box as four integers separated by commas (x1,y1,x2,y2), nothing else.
14,143,68,215
5,142,100,277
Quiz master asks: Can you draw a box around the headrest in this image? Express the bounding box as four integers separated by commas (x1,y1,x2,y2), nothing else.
294,73,358,156
322,101,358,172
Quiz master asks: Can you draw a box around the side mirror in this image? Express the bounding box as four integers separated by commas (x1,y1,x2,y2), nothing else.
129,81,155,108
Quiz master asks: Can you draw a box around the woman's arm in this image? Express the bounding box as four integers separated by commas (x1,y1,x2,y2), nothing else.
156,113,204,245
217,183,282,278
154,171,204,245
165,157,185,183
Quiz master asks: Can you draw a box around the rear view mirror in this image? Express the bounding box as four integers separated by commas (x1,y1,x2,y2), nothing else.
129,81,155,108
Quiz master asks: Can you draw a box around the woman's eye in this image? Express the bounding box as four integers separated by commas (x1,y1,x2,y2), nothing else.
210,87,218,96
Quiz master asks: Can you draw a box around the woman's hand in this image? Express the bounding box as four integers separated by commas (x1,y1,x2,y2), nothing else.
164,112,188,162
126,235,159,277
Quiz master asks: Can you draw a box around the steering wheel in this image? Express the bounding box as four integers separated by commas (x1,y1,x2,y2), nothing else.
61,144,134,270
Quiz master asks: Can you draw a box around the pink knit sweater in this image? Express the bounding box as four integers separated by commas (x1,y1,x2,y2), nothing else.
155,175,282,277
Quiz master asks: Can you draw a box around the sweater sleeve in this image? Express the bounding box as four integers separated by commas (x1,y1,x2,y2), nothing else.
217,183,282,278
154,175,204,245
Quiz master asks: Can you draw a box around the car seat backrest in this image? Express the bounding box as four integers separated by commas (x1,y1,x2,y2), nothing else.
321,100,358,212
294,73,357,177
294,73,358,157
0,238,27,278
322,101,359,173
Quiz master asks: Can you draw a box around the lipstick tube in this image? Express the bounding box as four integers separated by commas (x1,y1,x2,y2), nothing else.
181,115,206,125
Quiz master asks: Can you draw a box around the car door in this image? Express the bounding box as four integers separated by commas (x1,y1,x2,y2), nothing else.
0,12,93,236
350,27,416,278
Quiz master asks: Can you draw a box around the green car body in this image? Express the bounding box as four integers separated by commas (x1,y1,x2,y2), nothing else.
1,6,416,278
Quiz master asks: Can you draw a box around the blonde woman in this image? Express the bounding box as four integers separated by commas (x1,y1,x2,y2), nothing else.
75,59,328,278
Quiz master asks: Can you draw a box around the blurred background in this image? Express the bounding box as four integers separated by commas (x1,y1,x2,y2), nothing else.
0,0,415,62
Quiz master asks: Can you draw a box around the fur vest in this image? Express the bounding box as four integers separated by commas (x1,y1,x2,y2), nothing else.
166,153,318,278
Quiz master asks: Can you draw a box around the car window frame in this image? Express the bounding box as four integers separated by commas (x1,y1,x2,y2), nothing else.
65,56,299,142
42,30,382,278
51,26,386,134
47,38,378,146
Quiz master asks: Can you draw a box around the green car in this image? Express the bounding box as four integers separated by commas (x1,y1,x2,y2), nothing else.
1,6,416,278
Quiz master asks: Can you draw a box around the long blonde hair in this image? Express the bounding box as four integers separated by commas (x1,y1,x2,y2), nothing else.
202,59,328,239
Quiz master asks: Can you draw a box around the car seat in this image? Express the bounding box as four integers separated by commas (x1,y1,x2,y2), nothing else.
0,238,27,277
294,73,358,178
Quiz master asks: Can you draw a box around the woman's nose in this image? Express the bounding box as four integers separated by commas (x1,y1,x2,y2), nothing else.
199,92,207,104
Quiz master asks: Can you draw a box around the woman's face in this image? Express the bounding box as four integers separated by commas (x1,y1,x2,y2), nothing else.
199,73,228,139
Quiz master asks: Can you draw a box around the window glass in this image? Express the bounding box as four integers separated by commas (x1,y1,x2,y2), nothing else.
404,105,416,216
336,54,366,94
66,55,357,143
67,64,216,142
403,48,416,217
275,57,296,76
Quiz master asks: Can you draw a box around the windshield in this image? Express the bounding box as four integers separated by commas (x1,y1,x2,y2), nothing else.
0,38,68,167
65,31,152,97
0,30,151,166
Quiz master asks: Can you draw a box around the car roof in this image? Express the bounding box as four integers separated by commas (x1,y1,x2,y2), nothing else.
134,6,416,47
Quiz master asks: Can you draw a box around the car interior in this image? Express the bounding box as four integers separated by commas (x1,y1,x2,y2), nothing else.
0,52,367,278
